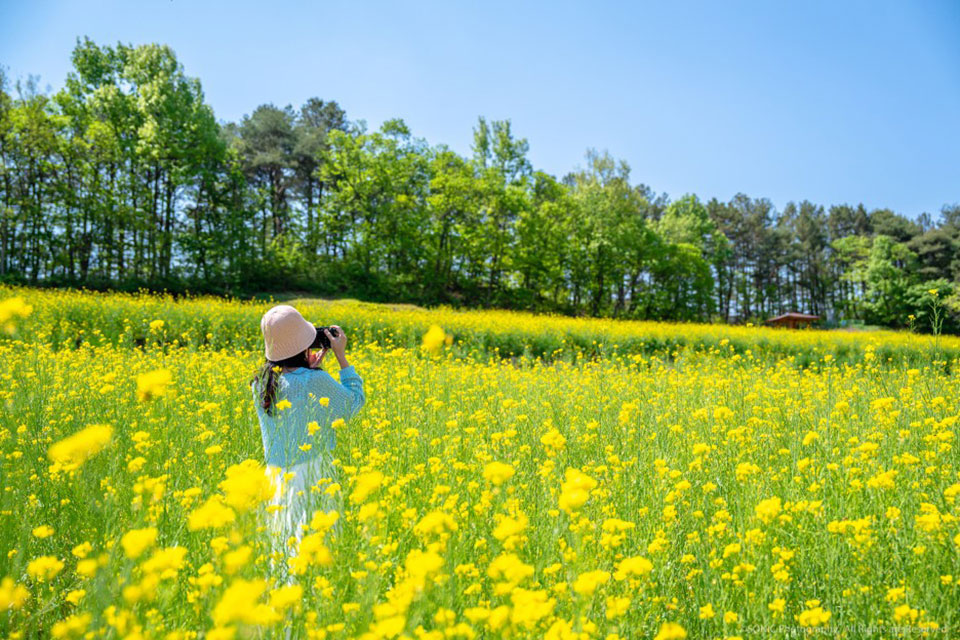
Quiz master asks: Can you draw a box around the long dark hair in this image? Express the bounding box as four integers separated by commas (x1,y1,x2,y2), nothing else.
252,349,316,416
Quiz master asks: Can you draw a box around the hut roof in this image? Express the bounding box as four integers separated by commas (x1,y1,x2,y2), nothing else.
765,312,820,324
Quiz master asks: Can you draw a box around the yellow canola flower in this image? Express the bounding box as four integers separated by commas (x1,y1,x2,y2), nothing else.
483,461,516,486
351,470,385,503
414,510,458,537
510,588,556,628
309,509,340,532
27,556,64,581
914,503,943,533
141,547,188,577
558,468,598,514
75,559,98,579
655,622,687,640
218,460,273,513
614,555,653,580
213,579,279,626
136,368,173,401
0,296,32,333
606,595,631,620
545,619,575,639
755,497,782,524
797,605,832,627
32,525,54,539
886,587,906,603
572,569,611,596
223,547,252,575
540,428,567,455
51,612,91,639
492,512,528,544
421,324,448,354
0,577,30,610
269,584,303,612
207,626,235,640
404,548,444,583
367,615,406,638
120,528,158,559
487,553,534,594
48,424,113,468
289,534,334,575
188,495,236,531
601,518,635,534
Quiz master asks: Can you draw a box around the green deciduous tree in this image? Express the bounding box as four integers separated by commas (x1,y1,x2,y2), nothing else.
3,37,960,332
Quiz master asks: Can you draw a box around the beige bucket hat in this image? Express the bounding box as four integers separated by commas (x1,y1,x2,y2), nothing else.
260,305,316,361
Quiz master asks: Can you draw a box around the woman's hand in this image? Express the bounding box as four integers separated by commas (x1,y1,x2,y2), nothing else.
324,326,349,368
307,348,328,369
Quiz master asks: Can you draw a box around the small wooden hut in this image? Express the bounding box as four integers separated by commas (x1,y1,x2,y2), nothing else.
765,312,820,329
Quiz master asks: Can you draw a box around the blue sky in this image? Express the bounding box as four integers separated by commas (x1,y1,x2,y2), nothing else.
2,0,958,218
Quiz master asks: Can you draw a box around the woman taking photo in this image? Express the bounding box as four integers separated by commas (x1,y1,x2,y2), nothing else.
251,304,365,567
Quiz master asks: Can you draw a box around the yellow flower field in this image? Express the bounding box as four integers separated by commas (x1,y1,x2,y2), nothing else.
1,289,959,639
4,285,959,365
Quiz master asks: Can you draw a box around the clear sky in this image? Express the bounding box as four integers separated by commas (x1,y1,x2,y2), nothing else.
2,0,959,218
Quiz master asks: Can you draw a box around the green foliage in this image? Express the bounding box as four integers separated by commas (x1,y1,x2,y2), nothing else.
1,38,959,332
864,235,916,327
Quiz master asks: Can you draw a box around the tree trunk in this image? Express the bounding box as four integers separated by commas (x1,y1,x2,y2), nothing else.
163,175,174,278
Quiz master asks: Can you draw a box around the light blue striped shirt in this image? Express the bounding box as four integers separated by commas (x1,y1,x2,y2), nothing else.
252,365,365,468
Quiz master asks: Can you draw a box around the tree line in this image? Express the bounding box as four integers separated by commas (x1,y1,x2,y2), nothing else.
2,39,958,330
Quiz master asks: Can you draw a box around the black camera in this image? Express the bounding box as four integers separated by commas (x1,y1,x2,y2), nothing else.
310,325,340,350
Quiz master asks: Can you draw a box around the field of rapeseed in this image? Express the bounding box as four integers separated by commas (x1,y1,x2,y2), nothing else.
5,285,960,366
1,288,959,639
